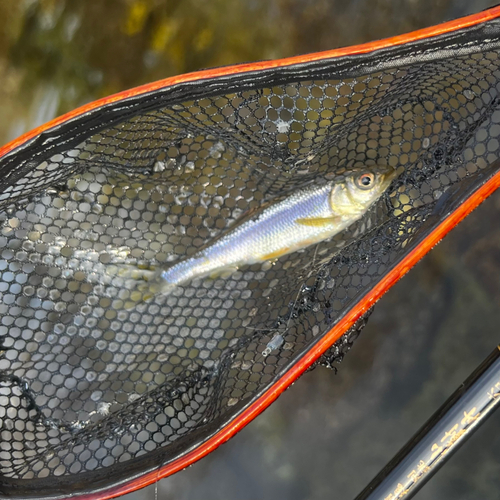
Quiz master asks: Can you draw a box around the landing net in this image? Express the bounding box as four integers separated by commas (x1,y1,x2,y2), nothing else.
2,8,500,499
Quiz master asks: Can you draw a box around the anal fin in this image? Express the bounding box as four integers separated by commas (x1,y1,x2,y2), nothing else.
295,216,342,227
209,265,239,279
261,247,290,260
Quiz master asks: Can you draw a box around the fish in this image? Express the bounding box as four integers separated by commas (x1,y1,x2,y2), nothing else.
127,165,396,305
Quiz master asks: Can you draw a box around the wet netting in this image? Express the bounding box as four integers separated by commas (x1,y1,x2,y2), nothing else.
2,8,500,500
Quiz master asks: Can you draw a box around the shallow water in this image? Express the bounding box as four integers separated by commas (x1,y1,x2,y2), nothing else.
1,1,500,499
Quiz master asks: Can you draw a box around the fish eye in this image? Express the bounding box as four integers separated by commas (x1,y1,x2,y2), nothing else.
355,172,375,190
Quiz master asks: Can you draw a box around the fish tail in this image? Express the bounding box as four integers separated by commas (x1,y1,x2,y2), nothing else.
122,270,177,310
120,254,216,309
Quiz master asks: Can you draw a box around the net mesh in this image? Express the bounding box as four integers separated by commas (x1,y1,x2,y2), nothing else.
1,29,500,498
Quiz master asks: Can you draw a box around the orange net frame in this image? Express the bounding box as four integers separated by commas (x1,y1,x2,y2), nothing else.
2,6,500,499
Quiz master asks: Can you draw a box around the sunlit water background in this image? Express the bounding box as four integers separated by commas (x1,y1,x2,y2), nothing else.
1,1,500,499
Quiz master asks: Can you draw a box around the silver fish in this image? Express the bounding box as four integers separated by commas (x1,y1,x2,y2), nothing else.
130,165,396,303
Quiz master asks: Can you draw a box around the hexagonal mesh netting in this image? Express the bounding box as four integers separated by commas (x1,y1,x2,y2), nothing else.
2,10,500,500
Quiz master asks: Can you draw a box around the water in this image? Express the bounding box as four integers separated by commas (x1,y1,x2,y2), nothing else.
1,1,499,499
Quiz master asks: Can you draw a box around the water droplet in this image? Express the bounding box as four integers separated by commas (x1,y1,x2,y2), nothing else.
97,402,111,416
276,119,290,133
92,203,103,215
153,161,166,173
90,391,103,402
464,89,474,100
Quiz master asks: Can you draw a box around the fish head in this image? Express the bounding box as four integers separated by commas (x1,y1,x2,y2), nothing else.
330,165,397,216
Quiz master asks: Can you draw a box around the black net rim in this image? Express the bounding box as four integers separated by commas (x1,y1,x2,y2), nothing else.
2,6,500,500
2,5,500,193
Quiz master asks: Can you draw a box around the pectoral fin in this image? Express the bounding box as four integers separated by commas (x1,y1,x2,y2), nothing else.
295,216,342,227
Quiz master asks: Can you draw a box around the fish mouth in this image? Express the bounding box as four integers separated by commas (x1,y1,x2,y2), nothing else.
379,165,399,186
378,164,398,179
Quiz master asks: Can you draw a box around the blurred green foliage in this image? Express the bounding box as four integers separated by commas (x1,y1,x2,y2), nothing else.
0,0,469,144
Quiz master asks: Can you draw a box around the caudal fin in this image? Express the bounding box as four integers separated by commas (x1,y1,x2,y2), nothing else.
123,276,176,309
105,265,176,310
